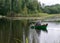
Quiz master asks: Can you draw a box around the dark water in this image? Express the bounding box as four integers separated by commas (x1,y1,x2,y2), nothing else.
1,19,60,43
39,22,60,43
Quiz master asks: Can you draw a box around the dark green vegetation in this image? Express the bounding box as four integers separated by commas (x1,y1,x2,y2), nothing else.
0,0,42,16
42,4,60,14
0,0,60,16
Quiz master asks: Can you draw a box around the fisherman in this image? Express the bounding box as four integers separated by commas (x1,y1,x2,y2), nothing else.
35,21,48,36
35,21,41,36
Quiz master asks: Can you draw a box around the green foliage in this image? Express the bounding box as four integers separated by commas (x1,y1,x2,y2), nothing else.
0,0,10,15
43,4,60,14
0,0,42,16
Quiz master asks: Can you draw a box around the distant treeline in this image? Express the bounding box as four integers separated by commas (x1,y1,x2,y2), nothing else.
42,4,60,14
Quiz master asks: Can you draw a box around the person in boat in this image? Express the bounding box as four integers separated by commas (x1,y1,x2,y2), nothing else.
35,21,48,36
35,21,41,36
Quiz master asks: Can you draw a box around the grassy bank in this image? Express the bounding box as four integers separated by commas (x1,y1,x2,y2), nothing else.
17,13,50,17
17,13,60,18
0,13,60,21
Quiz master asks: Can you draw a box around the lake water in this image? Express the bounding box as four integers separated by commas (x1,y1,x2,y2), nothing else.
39,22,60,43
1,19,60,43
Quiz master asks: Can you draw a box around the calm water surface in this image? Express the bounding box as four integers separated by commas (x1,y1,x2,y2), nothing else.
39,22,60,43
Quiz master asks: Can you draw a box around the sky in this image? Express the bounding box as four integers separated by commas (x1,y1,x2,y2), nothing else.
38,0,60,6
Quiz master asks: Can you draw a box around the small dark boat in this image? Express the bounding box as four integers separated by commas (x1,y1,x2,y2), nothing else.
35,24,48,30
31,24,48,30
31,24,48,36
31,21,48,30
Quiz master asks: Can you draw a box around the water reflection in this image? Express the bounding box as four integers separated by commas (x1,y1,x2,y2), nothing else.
40,22,60,43
1,19,60,43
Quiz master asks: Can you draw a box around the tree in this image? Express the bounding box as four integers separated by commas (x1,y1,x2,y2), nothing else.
42,4,60,14
0,0,42,16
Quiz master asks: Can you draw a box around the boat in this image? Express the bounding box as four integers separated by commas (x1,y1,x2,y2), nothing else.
30,21,48,32
31,24,48,30
35,24,48,30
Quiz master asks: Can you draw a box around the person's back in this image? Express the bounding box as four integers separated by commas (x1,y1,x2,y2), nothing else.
35,21,41,26
35,21,41,36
